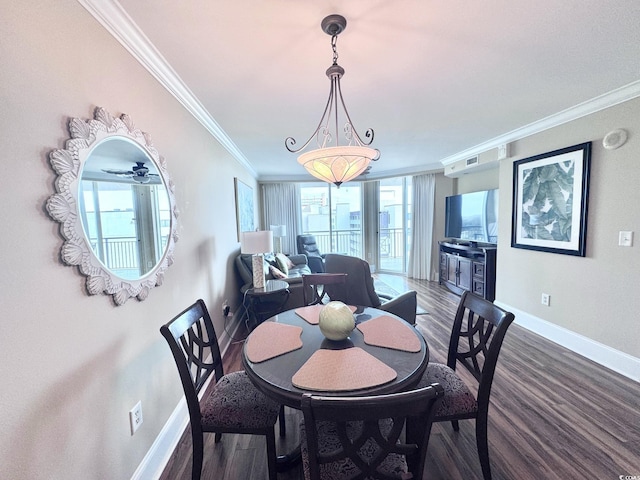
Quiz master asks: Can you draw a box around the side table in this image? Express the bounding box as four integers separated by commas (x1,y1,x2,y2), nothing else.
244,279,290,330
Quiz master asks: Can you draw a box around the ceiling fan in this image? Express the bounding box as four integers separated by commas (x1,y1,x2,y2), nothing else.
102,161,159,184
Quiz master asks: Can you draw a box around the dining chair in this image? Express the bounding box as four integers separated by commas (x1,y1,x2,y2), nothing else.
160,299,283,480
299,383,445,480
302,273,348,305
416,290,515,480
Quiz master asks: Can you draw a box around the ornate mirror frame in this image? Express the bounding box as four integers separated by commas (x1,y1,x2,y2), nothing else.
46,107,179,305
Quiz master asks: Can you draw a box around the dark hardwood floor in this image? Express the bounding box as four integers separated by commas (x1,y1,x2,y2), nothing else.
160,275,640,480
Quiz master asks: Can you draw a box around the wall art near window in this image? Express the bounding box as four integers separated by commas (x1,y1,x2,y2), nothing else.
234,178,255,241
511,142,591,256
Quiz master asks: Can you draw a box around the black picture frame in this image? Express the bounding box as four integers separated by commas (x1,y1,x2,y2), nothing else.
511,142,592,256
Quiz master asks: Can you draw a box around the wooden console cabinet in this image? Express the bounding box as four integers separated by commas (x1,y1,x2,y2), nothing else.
439,241,497,301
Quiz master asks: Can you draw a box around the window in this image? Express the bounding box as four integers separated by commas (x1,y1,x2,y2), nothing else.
80,180,170,279
299,183,363,257
378,177,412,273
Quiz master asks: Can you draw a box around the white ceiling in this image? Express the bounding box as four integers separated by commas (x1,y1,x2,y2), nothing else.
84,0,640,181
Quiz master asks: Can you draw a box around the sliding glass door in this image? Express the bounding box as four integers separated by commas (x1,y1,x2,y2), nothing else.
299,183,363,257
378,177,412,273
296,178,411,271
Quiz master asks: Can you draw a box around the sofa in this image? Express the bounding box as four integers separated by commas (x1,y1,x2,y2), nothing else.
235,252,311,312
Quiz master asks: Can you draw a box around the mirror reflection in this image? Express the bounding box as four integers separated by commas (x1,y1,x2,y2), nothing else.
47,107,177,305
79,137,171,280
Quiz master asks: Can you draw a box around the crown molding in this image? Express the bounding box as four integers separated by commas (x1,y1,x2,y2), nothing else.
76,0,257,177
441,79,640,166
78,0,640,178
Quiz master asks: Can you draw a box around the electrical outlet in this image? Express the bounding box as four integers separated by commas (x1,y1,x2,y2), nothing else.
222,300,231,317
541,293,550,306
129,401,143,435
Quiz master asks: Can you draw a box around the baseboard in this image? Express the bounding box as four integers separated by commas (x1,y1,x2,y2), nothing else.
131,318,243,480
496,301,640,383
130,396,189,480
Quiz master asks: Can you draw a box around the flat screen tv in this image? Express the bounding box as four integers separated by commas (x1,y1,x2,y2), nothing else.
445,189,499,244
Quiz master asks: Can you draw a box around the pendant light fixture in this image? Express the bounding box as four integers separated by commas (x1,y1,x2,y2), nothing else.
285,14,380,188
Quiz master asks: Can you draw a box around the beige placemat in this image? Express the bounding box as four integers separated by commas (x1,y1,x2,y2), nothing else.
295,304,357,325
357,315,421,352
245,322,303,363
291,347,397,391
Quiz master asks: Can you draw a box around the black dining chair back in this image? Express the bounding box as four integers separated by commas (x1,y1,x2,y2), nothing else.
302,273,348,305
300,384,444,480
160,299,282,480
416,290,515,480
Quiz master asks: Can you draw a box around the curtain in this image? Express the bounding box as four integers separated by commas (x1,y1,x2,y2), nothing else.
407,173,435,280
261,183,300,255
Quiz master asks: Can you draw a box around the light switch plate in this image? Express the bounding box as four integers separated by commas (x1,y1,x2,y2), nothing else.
618,231,633,247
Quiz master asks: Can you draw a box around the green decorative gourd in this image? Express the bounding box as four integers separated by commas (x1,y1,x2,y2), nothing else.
318,301,355,340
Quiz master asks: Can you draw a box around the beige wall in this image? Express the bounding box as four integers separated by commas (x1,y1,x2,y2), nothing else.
496,97,640,359
455,167,499,194
0,1,255,478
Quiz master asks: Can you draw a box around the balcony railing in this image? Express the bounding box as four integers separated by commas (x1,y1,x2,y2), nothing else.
89,237,138,274
305,227,407,272
305,230,362,257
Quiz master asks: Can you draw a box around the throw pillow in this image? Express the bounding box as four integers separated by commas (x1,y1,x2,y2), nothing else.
264,252,278,267
286,256,295,269
275,253,292,275
269,265,287,279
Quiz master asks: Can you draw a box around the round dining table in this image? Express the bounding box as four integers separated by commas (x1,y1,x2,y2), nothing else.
242,305,429,408
242,305,429,469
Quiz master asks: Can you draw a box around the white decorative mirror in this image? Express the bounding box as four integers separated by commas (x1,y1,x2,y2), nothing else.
47,107,178,305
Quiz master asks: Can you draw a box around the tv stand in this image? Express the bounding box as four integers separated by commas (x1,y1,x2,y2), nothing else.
439,241,496,301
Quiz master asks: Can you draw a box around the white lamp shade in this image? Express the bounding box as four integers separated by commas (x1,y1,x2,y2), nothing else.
270,225,287,238
241,230,273,254
297,146,377,186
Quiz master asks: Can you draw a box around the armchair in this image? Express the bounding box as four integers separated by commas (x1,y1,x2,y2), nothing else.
296,234,326,273
324,253,418,325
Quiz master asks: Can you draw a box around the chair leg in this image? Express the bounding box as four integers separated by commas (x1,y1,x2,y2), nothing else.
279,405,287,437
214,432,222,443
476,416,492,480
451,419,460,431
265,429,278,480
191,431,204,480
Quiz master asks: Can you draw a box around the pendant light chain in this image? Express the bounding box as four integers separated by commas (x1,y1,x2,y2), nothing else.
331,34,339,66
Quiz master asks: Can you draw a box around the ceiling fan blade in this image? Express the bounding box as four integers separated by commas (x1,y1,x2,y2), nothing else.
102,169,134,175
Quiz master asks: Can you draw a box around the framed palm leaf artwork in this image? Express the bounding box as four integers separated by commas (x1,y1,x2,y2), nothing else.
511,142,591,256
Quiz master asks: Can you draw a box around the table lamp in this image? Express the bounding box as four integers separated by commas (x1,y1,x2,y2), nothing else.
241,230,273,289
269,225,287,254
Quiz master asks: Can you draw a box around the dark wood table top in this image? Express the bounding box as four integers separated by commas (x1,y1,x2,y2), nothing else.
242,306,429,409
